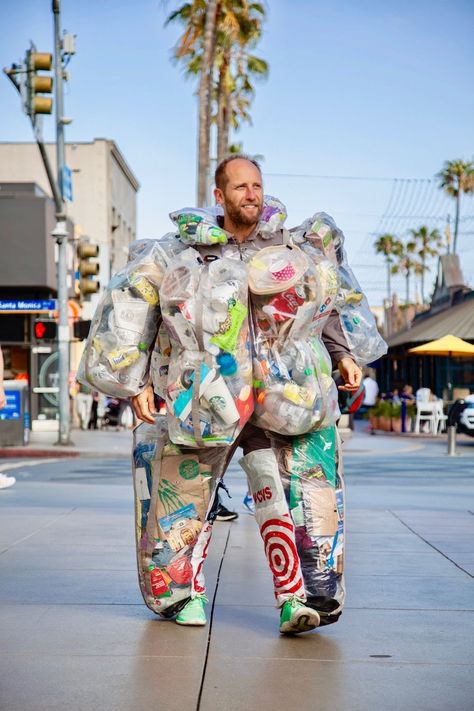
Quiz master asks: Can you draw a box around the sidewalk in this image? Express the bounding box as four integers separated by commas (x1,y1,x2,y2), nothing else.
0,427,473,710
0,425,134,459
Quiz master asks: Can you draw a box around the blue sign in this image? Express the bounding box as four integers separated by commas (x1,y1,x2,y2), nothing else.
62,165,73,202
0,391,21,420
0,299,56,313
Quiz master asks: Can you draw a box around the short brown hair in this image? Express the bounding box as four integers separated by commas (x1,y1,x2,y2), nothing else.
214,154,262,191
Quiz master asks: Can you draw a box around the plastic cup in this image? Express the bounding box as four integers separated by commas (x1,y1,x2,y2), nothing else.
203,375,240,424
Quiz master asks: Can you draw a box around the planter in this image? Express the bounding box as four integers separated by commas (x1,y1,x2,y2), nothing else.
391,417,402,433
379,416,391,432
369,415,379,430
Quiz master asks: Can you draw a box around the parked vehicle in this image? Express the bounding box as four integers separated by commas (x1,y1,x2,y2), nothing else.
448,395,474,437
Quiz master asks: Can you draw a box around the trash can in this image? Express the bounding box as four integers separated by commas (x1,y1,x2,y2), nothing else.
0,380,30,446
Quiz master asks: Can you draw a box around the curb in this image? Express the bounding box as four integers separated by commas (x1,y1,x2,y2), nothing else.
0,447,81,458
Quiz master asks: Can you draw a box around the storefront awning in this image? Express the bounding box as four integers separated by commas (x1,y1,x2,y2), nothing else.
388,297,474,348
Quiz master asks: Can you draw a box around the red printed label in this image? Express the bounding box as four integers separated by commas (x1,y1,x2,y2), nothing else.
253,486,273,504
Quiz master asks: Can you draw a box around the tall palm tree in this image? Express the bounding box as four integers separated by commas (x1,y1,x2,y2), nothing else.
436,159,474,254
374,233,403,303
215,4,267,163
408,225,443,303
165,0,218,206
165,1,267,200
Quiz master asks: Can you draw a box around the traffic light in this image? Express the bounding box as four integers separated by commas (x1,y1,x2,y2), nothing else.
77,239,100,299
34,319,57,341
26,47,53,118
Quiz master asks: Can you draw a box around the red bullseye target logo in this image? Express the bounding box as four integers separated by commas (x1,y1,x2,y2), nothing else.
261,517,304,596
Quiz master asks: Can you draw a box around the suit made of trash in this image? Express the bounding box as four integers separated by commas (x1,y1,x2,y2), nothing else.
78,196,387,624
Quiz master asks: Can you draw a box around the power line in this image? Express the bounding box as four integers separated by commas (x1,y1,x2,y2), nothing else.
264,172,432,181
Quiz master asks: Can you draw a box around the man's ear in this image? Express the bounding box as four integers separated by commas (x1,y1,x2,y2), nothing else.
214,187,224,205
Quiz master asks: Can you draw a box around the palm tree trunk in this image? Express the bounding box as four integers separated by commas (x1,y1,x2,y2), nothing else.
453,191,460,254
222,90,231,157
216,60,227,165
197,0,219,206
386,259,391,302
421,258,425,303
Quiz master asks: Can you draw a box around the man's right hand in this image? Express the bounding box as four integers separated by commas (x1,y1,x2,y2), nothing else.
131,384,157,424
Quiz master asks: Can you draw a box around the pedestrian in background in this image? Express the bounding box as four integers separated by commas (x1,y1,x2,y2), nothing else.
0,346,16,489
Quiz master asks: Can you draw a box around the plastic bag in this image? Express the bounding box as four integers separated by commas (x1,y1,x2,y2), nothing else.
248,245,340,434
77,240,168,397
159,250,253,447
292,212,387,366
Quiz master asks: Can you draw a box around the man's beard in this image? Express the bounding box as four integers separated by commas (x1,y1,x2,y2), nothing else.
225,199,263,228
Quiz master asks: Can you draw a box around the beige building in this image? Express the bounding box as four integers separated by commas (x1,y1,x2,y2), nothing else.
0,139,139,316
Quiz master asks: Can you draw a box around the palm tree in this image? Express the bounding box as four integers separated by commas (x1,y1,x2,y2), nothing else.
436,159,474,254
215,4,267,163
408,225,443,303
165,1,268,201
391,240,419,308
374,233,403,303
165,0,218,206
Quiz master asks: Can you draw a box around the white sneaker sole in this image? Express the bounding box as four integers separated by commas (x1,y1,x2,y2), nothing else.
175,617,207,626
280,607,320,634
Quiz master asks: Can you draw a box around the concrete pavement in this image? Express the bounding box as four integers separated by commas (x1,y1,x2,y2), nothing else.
0,425,473,710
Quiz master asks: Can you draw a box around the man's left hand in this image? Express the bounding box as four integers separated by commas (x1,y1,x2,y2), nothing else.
337,357,362,392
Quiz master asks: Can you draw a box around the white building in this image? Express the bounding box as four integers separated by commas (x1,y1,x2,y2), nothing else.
0,139,139,315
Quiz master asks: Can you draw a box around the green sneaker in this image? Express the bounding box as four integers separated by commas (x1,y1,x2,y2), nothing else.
175,594,208,626
279,597,320,634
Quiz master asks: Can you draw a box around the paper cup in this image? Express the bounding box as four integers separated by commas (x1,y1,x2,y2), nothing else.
203,375,240,425
270,260,296,282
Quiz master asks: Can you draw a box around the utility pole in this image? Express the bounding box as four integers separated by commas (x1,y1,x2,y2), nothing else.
3,0,75,445
52,0,72,445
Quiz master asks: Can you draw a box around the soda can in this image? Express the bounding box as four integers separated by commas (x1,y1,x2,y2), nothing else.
130,273,159,305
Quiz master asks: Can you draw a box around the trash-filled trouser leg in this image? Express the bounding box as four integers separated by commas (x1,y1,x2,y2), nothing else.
239,447,306,606
270,426,346,626
132,421,228,617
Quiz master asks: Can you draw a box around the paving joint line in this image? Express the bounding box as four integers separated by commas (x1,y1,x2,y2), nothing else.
389,510,474,579
196,525,231,711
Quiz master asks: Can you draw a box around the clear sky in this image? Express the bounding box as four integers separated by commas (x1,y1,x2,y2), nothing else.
1,0,473,302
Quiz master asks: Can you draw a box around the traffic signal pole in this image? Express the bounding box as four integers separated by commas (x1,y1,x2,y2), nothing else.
52,0,72,445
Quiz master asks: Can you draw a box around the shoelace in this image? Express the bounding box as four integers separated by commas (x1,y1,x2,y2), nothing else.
192,593,209,604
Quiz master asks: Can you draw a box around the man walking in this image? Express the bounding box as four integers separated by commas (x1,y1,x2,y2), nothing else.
129,156,364,633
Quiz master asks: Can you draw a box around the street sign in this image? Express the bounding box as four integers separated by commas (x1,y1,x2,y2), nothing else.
62,165,73,201
0,299,56,313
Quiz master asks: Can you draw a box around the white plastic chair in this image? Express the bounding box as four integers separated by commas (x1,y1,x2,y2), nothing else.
414,401,438,434
434,401,448,433
416,387,432,403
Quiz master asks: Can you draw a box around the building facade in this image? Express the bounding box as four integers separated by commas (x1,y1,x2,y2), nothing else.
0,140,139,430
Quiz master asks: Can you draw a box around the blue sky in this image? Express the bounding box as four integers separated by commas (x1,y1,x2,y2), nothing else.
1,0,473,302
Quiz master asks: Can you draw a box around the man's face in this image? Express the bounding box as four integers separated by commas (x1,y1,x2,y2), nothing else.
215,159,264,230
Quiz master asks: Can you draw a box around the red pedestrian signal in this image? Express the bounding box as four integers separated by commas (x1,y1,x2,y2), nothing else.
34,319,57,341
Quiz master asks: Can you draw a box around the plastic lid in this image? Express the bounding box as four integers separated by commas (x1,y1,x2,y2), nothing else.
216,352,238,376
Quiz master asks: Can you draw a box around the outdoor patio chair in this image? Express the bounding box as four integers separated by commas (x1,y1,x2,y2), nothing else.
435,401,448,433
416,387,432,403
414,401,438,434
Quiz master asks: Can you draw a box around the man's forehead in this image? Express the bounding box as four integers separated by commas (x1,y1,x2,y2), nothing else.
225,159,262,184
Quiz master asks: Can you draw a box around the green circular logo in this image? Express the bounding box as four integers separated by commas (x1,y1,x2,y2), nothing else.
209,395,227,411
179,459,200,480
